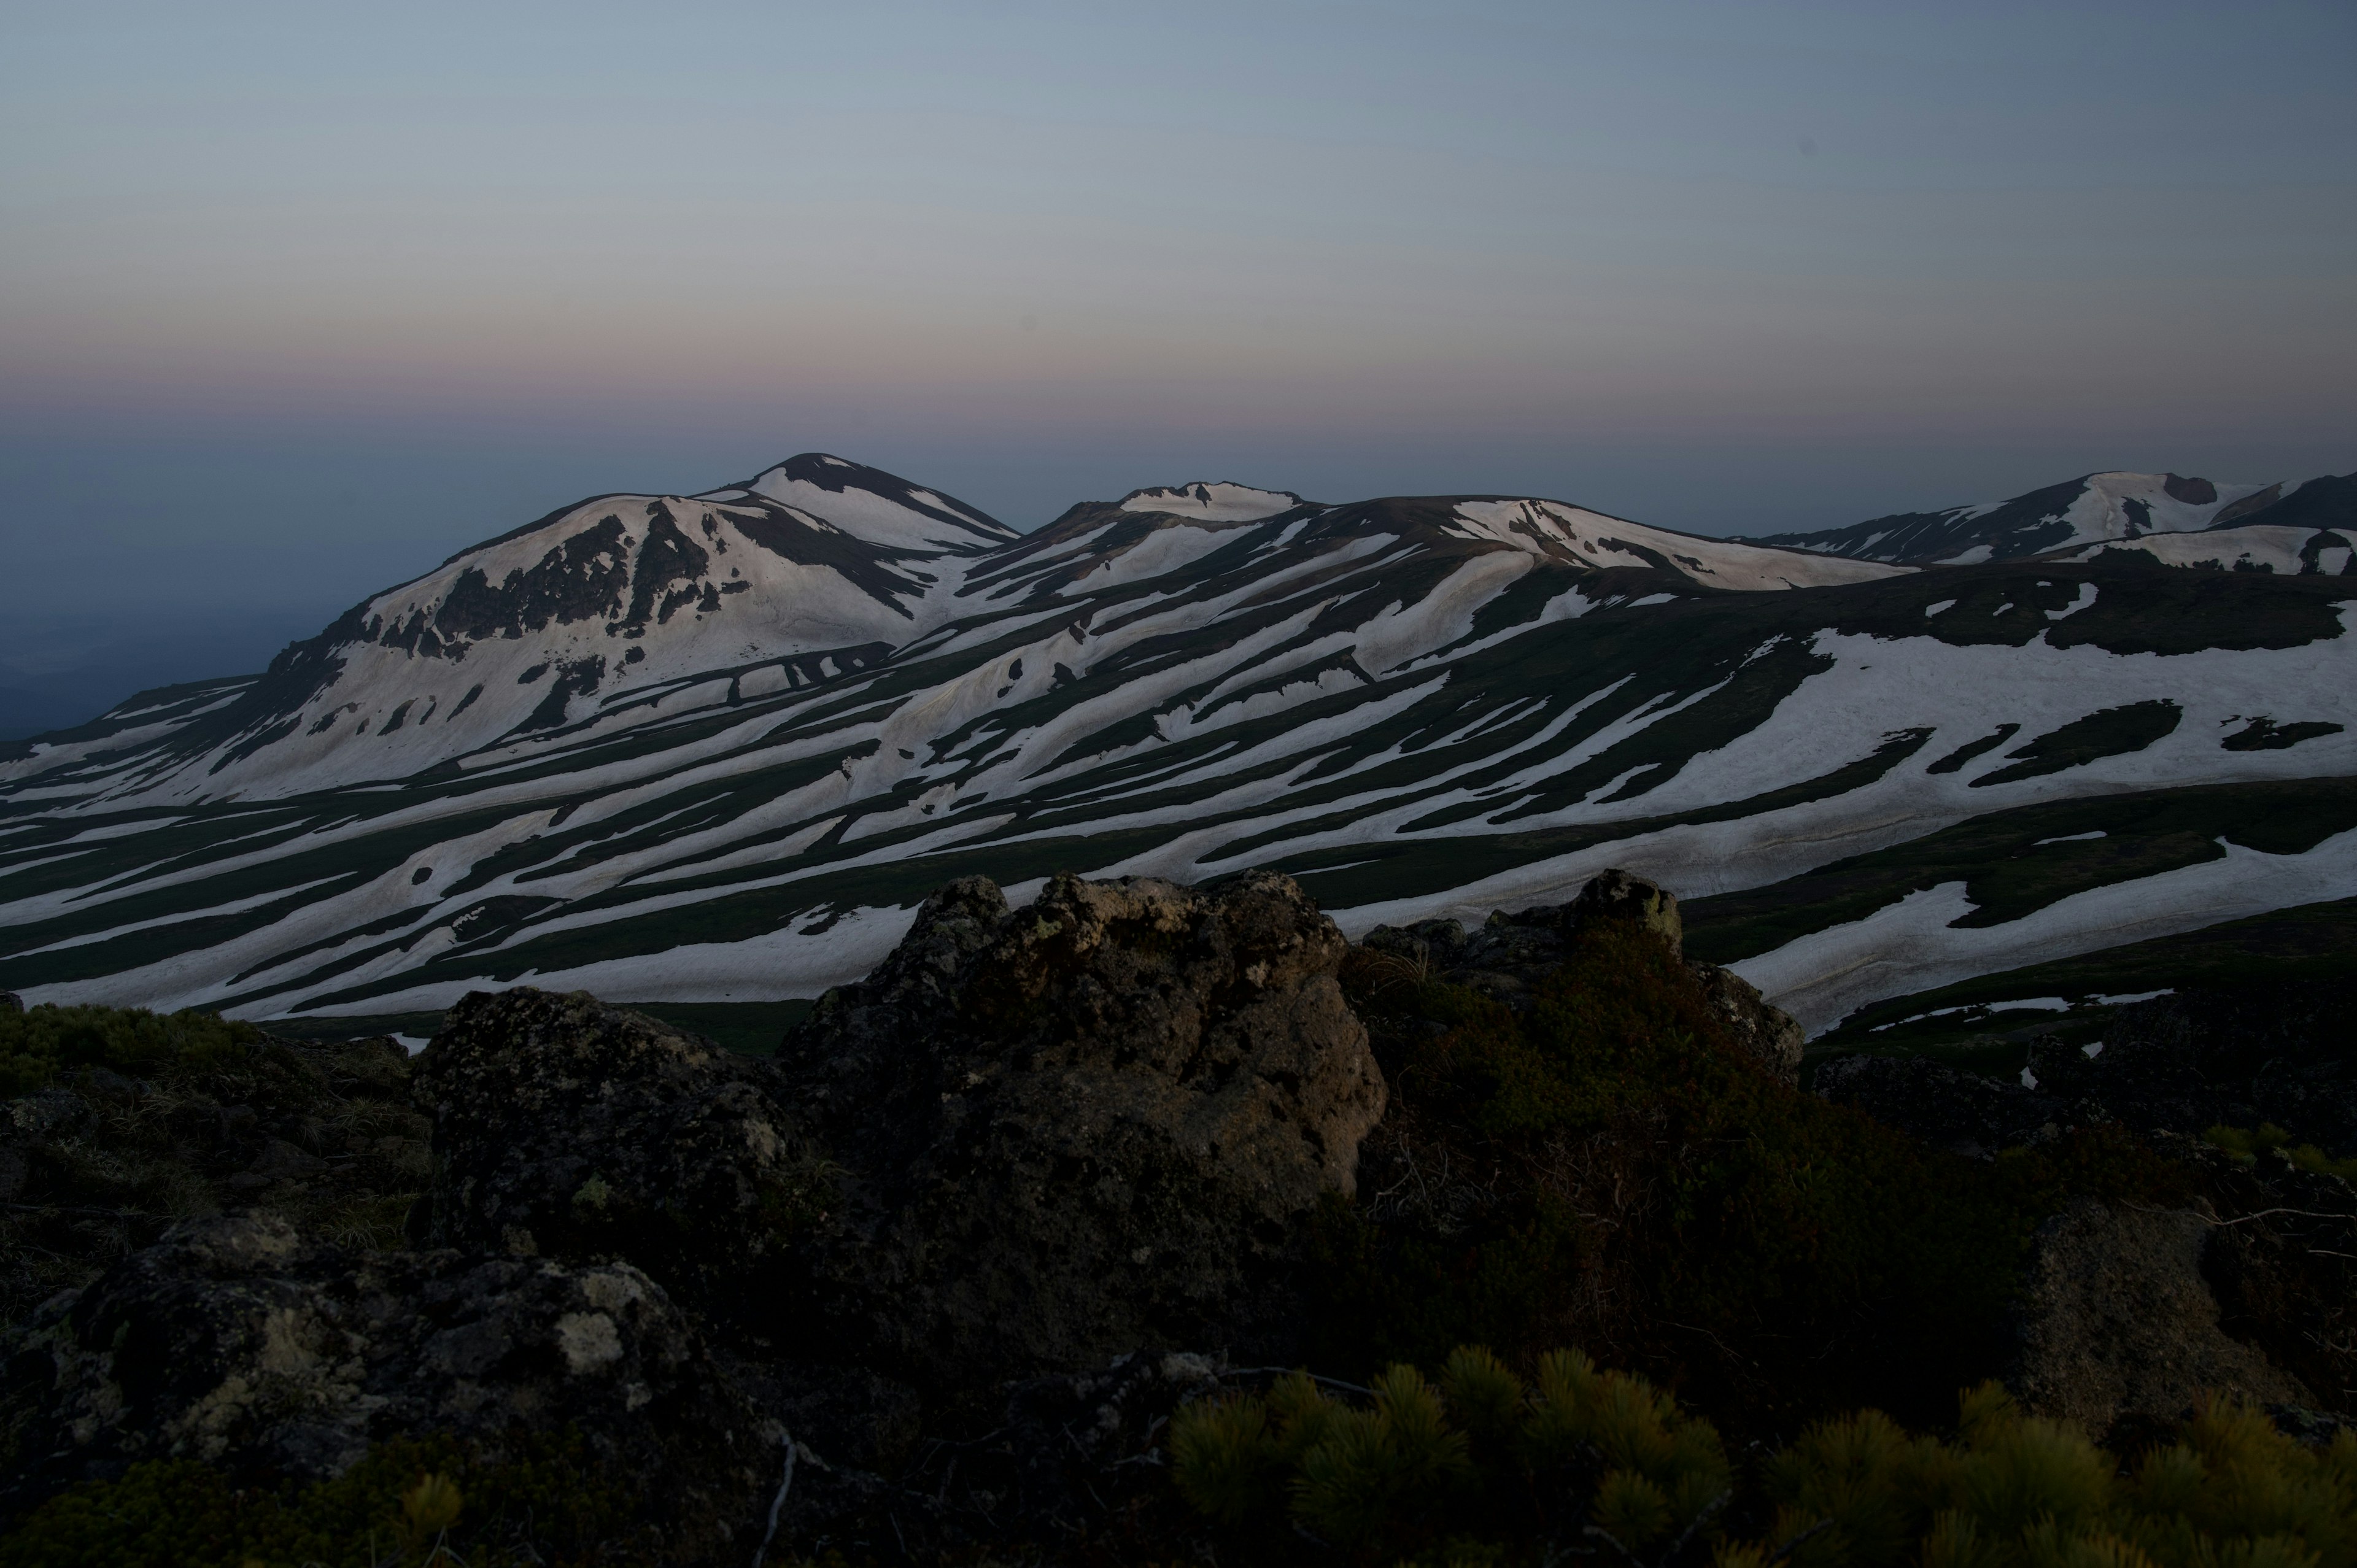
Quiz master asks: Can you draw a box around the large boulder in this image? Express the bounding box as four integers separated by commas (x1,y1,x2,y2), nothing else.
410,989,830,1340
0,1216,770,1557
774,869,1386,1388
2011,1197,2310,1437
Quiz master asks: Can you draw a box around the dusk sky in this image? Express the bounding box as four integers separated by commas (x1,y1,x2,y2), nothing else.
4,0,2351,735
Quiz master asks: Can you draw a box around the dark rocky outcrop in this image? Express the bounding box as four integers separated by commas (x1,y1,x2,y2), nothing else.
0,992,20,1015
6,868,2343,1562
2010,1197,2309,1436
1360,870,1803,1081
775,868,1386,1389
411,988,830,1340
0,1216,771,1558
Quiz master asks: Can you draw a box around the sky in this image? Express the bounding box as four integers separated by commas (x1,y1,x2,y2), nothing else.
3,0,2352,735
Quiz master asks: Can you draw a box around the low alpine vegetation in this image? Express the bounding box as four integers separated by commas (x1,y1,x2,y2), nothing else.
1172,1346,2357,1568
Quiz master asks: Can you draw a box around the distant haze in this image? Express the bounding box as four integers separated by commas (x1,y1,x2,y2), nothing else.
4,1,2351,736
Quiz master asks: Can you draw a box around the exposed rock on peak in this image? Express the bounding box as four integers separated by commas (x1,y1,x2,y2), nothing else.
776,868,1386,1386
1117,481,1311,522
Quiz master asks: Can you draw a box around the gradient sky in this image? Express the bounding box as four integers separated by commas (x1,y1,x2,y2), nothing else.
3,0,2352,733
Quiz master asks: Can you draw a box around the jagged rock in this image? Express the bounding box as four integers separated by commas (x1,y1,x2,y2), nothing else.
0,1216,770,1556
2011,1197,2310,1435
410,988,830,1339
1573,868,1684,951
1360,870,1804,1079
1690,963,1805,1084
775,869,1385,1389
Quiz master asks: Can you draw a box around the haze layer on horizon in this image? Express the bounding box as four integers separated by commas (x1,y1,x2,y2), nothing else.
3,0,2352,737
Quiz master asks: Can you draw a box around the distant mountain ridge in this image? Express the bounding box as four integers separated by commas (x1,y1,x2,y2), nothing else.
2,454,2350,1048
1742,468,2357,566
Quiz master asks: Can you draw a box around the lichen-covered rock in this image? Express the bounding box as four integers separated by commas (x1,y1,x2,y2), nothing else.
411,989,829,1338
0,1216,770,1556
775,870,1385,1388
2011,1197,2310,1435
1571,868,1684,951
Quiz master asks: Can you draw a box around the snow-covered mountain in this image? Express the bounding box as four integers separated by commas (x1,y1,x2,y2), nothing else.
1741,469,2356,566
2,457,2350,1048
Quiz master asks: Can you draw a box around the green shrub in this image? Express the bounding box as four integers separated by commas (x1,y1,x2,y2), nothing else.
0,1002,270,1095
2205,1124,2357,1181
0,1431,632,1567
1175,1350,2357,1568
1756,1384,2356,1568
1,1002,430,1326
1171,1344,1728,1559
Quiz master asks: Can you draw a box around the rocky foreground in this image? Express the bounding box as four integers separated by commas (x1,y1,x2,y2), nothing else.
0,871,2350,1564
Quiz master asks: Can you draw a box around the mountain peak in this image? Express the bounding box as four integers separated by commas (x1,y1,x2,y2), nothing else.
717,453,1015,550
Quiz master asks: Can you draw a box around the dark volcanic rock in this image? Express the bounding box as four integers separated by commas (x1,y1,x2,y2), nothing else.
411,989,829,1338
2011,1197,2309,1434
1361,869,1803,1081
775,869,1385,1389
0,1216,770,1556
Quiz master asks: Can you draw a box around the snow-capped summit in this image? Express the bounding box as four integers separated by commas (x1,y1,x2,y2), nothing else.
26,456,1012,799
1118,482,1309,522
712,452,1017,554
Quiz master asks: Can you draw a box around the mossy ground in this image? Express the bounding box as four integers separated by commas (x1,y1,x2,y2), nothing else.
0,1431,635,1568
0,1002,430,1324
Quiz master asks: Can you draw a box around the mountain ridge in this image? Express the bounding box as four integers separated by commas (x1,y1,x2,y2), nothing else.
1740,467,2356,566
2,454,2350,1045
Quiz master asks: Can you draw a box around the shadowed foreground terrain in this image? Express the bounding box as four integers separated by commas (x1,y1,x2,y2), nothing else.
0,869,2349,1566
